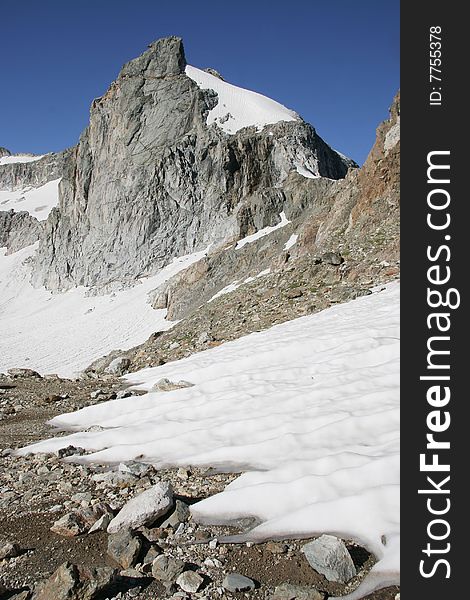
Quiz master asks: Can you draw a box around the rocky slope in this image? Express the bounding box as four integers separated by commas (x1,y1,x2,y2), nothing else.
0,372,399,600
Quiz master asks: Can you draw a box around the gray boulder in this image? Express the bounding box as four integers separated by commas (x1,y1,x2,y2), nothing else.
272,583,325,600
151,555,186,582
105,356,130,376
176,570,204,593
107,482,173,533
33,561,116,600
107,529,142,569
301,535,356,583
159,499,190,528
222,573,256,592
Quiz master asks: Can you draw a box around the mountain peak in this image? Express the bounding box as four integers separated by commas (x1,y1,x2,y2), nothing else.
120,35,187,79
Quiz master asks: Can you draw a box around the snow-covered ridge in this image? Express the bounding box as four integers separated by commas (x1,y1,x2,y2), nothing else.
21,284,400,595
0,154,45,165
185,65,299,134
0,178,60,221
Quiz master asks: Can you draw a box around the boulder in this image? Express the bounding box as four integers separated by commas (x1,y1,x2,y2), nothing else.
222,573,256,592
151,555,186,582
159,499,190,528
7,368,41,378
50,512,88,537
107,482,173,533
272,583,326,600
301,535,356,583
33,562,116,600
0,540,21,559
105,357,130,376
176,570,204,593
107,529,142,569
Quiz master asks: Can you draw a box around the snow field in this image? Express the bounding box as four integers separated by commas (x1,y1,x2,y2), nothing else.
0,244,210,376
0,178,60,221
21,284,400,595
185,65,298,134
0,154,45,165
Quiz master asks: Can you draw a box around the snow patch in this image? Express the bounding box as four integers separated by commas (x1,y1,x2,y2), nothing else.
208,269,271,302
0,244,211,377
185,65,298,134
208,282,241,303
236,212,290,249
295,164,319,179
0,178,60,221
384,118,400,153
283,234,298,251
21,284,400,593
0,154,45,165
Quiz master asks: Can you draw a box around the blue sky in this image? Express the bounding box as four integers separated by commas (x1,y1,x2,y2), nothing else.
0,0,399,165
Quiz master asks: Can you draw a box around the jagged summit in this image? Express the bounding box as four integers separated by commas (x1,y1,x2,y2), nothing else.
0,35,351,291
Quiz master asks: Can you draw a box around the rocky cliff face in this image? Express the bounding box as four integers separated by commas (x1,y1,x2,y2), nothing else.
25,36,353,291
0,210,41,254
137,92,400,324
0,150,72,192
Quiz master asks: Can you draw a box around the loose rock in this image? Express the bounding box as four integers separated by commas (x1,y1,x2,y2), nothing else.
222,573,256,592
266,541,288,554
33,561,116,600
7,368,42,379
107,482,173,533
151,378,194,392
151,555,186,582
105,357,131,376
160,499,190,528
272,583,325,600
107,529,142,569
176,570,204,593
0,540,21,559
50,512,88,537
301,535,356,583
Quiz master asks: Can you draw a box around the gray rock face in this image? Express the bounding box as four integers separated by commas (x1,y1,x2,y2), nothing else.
26,36,353,292
301,535,356,583
0,150,73,254
0,210,41,253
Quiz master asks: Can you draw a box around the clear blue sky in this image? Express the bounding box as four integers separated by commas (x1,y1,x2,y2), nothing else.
0,0,399,165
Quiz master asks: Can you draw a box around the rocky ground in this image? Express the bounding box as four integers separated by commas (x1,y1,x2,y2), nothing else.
0,372,399,600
